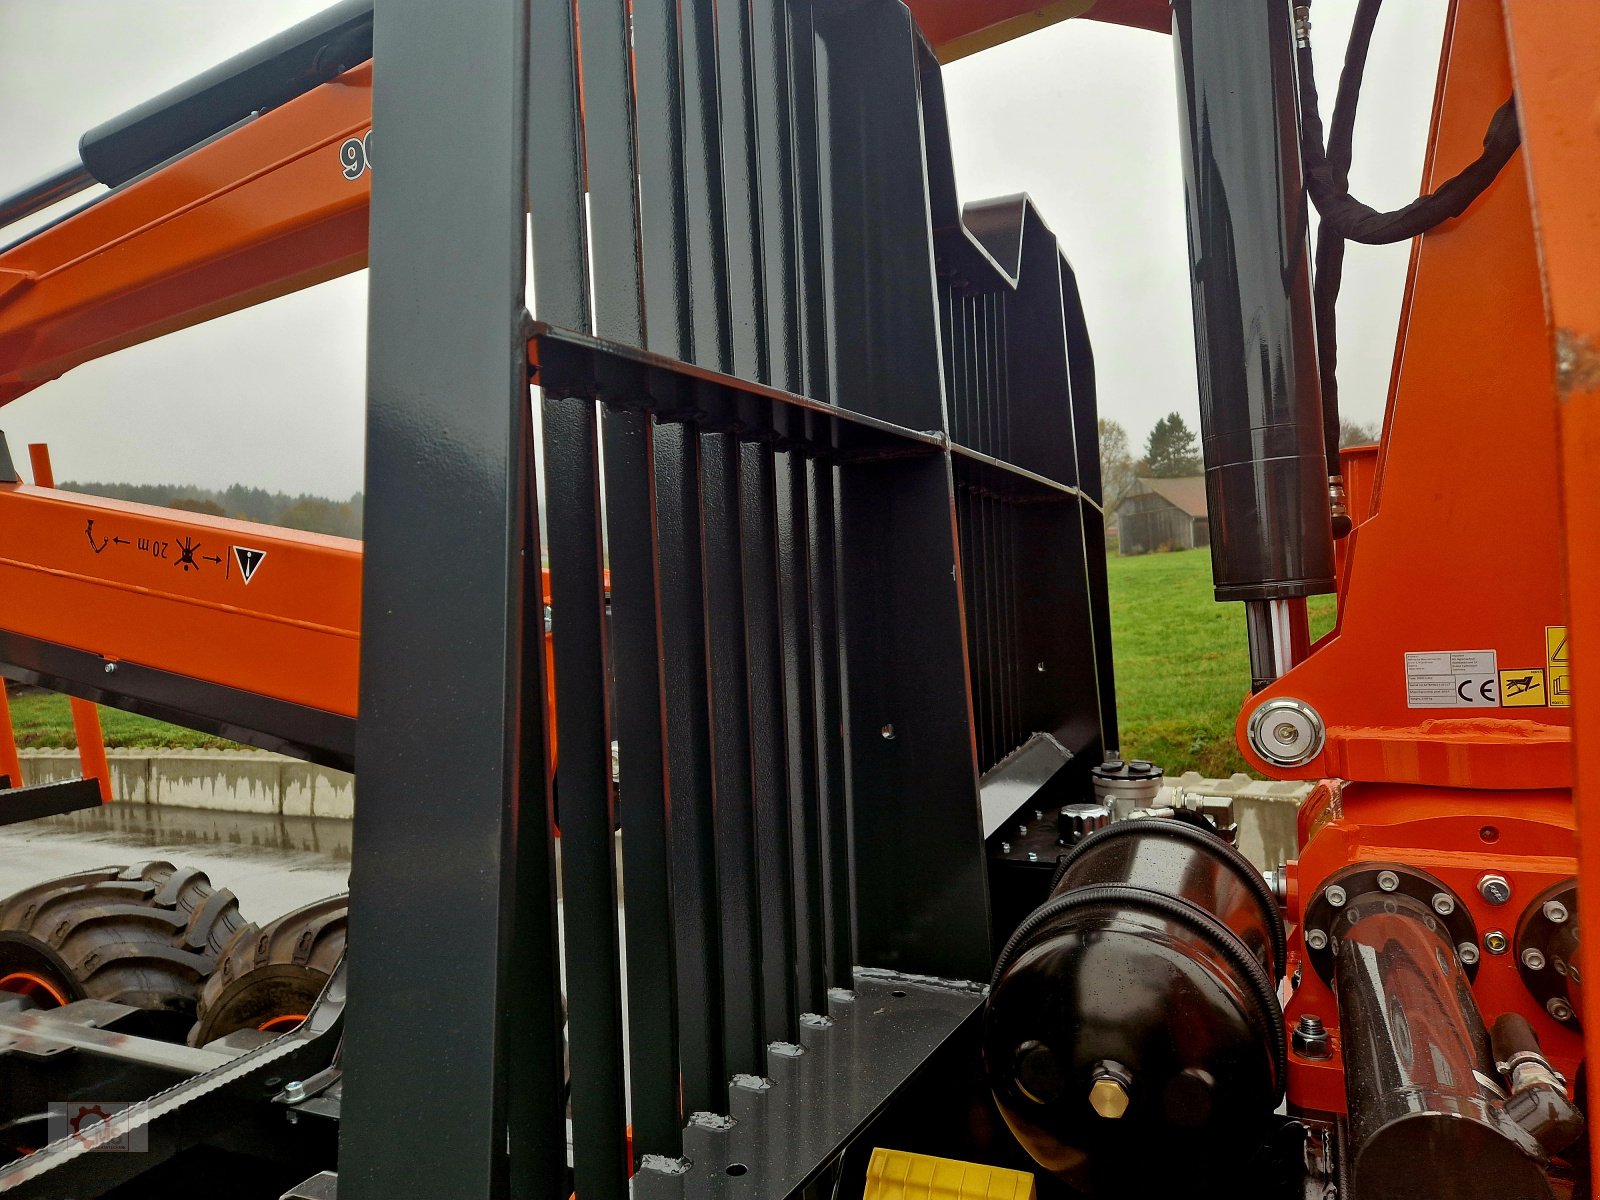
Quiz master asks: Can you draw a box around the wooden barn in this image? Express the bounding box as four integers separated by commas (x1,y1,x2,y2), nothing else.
1115,476,1210,555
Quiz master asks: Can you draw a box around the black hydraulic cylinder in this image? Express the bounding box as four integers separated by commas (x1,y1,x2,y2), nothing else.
1171,0,1335,602
1336,903,1551,1200
78,0,372,188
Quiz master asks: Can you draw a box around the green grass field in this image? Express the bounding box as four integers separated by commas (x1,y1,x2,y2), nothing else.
6,546,1331,775
1108,547,1334,776
4,692,236,751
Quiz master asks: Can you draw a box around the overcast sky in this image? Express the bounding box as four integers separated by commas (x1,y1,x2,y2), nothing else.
0,2,1445,496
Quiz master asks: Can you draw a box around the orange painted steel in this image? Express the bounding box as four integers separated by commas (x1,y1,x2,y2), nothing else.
0,63,373,407
0,4,1156,408
0,482,362,718
1235,0,1570,792
1500,0,1600,1164
1282,779,1581,1114
26,444,110,803
0,478,563,769
1272,0,1600,1142
0,682,20,789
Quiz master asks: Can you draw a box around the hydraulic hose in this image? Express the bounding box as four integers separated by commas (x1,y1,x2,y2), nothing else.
1293,0,1522,530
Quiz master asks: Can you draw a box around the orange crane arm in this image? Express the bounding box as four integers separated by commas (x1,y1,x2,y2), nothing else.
0,62,372,407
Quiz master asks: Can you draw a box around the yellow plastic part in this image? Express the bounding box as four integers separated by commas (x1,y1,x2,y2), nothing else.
863,1148,1037,1200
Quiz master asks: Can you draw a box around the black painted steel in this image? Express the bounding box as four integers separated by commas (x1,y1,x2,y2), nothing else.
777,453,827,1014
506,408,568,1200
654,421,727,1113
1171,0,1335,603
543,400,630,1199
78,0,372,188
1336,903,1551,1200
752,0,802,396
716,0,769,383
702,432,766,1077
342,0,557,1197
0,778,103,823
529,0,626,1188
577,0,682,1164
806,458,854,992
838,454,990,983
0,630,355,770
741,443,799,1043
0,432,16,482
0,0,1127,1194
680,0,732,371
632,976,983,1200
603,405,683,1162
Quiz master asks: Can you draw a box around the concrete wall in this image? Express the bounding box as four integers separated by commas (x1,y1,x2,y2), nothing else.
14,756,1301,865
17,749,353,820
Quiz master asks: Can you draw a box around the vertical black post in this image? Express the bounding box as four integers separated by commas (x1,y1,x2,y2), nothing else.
655,420,726,1112
576,0,684,1165
529,1,627,1196
701,431,765,1076
807,458,853,990
815,0,989,982
342,2,555,1199
740,442,798,1043
716,0,769,383
635,0,727,1120
778,451,827,1014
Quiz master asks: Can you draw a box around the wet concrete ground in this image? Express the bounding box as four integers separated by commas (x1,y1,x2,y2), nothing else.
0,803,351,923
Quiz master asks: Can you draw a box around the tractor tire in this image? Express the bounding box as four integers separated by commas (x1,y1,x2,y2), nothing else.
0,862,250,1040
189,893,347,1046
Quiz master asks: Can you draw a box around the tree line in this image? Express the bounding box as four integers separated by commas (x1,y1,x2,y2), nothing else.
1097,413,1379,512
62,481,364,539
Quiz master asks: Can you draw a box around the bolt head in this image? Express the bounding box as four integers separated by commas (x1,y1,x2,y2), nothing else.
1292,1014,1332,1060
1026,852,1039,863
1523,947,1547,971
1477,875,1512,906
1325,885,1347,908
1484,930,1509,955
1273,722,1300,745
1017,824,1029,837
880,724,895,740
1544,900,1570,925
1305,929,1328,951
1548,997,1575,1022
999,842,1011,855
1088,1076,1130,1120
1431,892,1456,917
1376,870,1400,893
1457,942,1479,966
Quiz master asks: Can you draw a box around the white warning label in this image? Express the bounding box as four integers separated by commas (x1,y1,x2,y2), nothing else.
1405,650,1500,709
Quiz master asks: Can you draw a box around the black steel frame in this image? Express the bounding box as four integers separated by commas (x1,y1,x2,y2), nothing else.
0,0,1114,1196
336,0,1112,1197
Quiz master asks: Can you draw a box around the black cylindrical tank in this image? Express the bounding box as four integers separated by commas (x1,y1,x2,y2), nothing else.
1170,0,1335,602
1336,899,1551,1200
984,820,1285,1193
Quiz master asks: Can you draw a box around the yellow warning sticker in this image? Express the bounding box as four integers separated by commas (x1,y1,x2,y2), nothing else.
1547,625,1571,708
1548,626,1569,666
1500,668,1547,707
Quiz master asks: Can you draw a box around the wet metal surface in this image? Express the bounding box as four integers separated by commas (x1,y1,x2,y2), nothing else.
0,804,349,923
